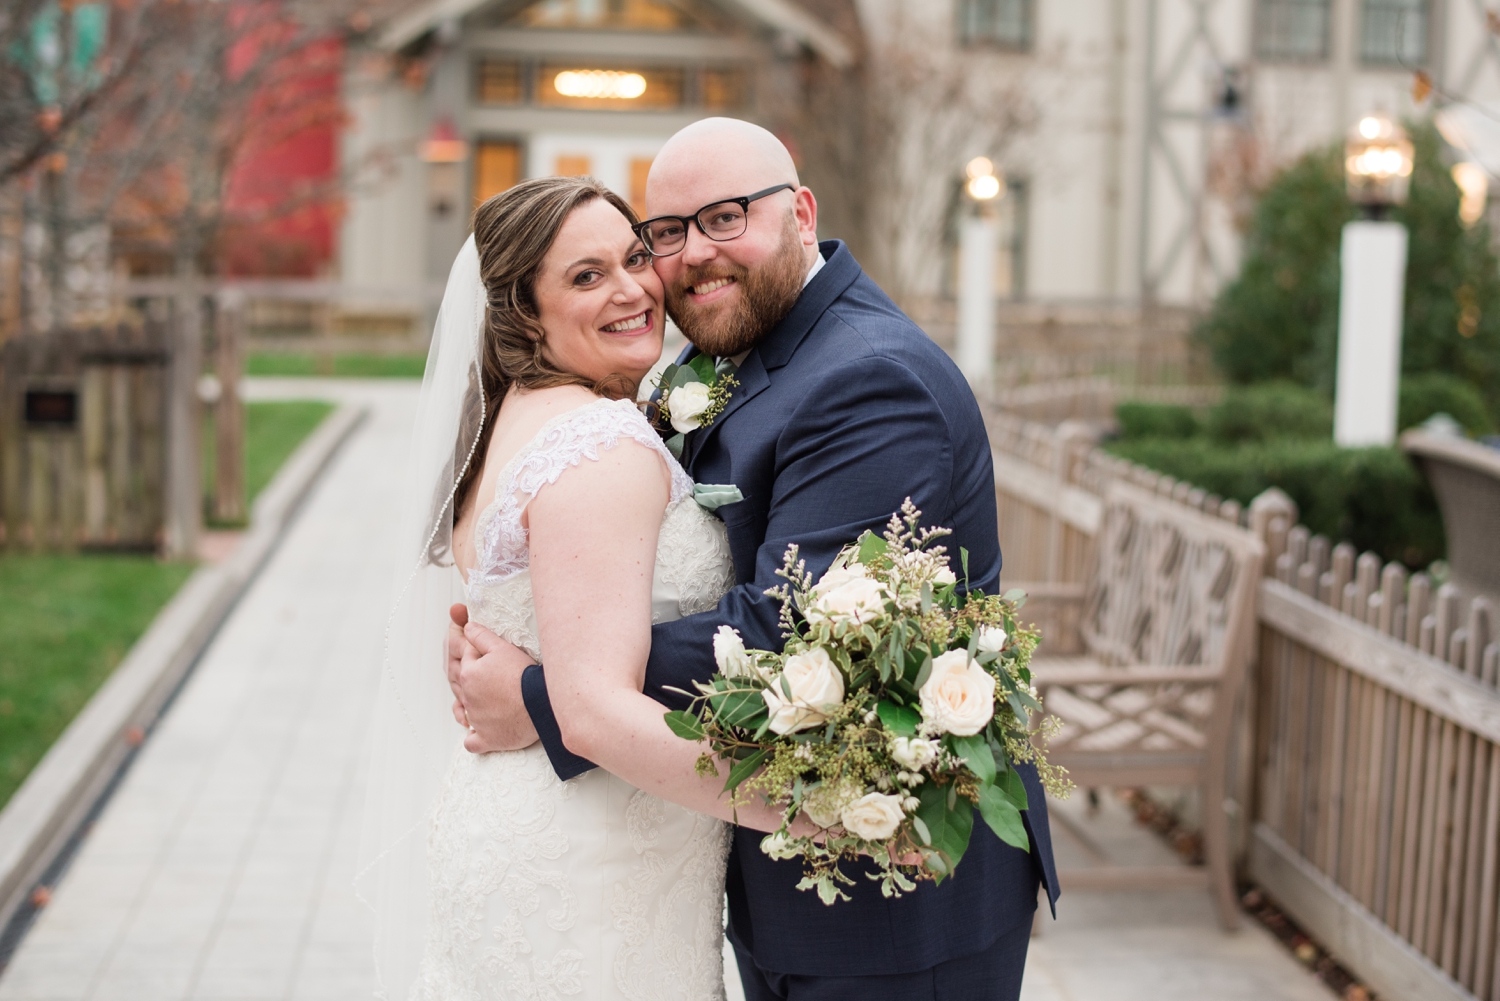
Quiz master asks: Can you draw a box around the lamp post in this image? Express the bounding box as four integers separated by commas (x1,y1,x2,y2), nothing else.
957,156,1005,383
1334,112,1413,448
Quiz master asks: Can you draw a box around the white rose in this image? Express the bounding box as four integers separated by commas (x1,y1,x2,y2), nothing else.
668,381,712,433
713,626,752,678
814,562,867,593
976,626,1007,655
802,781,856,828
840,792,907,841
762,648,845,734
760,831,795,858
890,736,939,770
919,649,997,736
807,576,888,627
933,566,957,586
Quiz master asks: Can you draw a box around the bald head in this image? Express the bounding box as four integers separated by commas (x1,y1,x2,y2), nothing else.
645,118,800,218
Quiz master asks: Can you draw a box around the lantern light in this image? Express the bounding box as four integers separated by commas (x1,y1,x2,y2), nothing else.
1345,111,1413,209
1452,162,1489,228
554,70,648,100
963,156,1005,201
421,117,467,164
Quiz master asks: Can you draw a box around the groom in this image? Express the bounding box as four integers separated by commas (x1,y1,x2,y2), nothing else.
448,117,1057,1000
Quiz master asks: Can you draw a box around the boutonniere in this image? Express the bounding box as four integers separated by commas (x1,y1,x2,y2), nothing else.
654,356,738,458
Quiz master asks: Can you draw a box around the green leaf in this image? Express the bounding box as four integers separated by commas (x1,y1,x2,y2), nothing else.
961,547,970,584
911,815,932,846
658,362,679,386
877,700,920,736
920,582,932,614
857,532,888,564
916,781,974,882
724,748,768,792
710,690,767,728
950,733,997,785
912,652,934,691
663,710,705,741
1002,588,1027,607
688,353,717,384
669,364,701,390
995,766,1030,812
978,782,1031,851
665,433,685,459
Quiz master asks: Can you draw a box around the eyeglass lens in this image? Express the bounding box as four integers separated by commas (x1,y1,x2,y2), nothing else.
643,201,747,254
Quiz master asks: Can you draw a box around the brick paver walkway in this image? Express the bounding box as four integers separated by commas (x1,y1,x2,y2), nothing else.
0,378,1336,1001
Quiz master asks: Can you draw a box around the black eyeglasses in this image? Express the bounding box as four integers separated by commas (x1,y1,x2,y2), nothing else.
633,184,795,257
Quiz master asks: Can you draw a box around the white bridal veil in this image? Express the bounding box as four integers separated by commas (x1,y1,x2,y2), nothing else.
356,235,487,999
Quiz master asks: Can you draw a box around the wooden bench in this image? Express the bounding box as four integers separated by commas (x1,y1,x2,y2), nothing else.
1023,480,1265,930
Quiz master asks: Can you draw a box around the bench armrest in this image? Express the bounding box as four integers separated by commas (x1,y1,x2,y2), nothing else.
1034,663,1224,686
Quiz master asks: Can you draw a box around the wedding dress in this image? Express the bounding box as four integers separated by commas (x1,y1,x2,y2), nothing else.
415,396,737,1001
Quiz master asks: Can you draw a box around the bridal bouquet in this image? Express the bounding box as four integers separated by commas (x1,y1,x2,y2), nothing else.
664,501,1071,904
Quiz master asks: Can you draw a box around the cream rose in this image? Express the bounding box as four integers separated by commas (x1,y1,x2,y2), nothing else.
976,625,1007,655
840,792,907,841
802,781,856,828
814,562,867,592
762,648,845,734
919,649,996,736
668,380,712,433
806,576,888,627
932,566,957,586
713,625,753,678
890,736,939,770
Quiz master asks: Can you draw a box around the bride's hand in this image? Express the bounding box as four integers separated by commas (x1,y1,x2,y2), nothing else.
447,604,542,753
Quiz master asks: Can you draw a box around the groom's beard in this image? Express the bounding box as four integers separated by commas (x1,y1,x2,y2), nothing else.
664,213,807,358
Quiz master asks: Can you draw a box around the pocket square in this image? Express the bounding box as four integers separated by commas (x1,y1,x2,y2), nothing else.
692,483,743,512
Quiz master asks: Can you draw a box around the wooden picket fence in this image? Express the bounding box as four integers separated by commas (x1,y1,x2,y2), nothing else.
986,406,1500,1001
0,326,170,550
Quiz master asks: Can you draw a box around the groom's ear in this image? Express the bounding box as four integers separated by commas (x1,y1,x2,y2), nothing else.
793,187,819,248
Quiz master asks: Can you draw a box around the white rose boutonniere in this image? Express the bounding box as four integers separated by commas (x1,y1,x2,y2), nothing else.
713,625,754,679
654,356,738,458
668,380,712,433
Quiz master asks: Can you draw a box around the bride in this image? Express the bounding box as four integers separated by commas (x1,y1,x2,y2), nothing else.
358,176,788,1000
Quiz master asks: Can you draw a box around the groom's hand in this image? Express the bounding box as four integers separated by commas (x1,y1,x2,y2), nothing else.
446,604,540,753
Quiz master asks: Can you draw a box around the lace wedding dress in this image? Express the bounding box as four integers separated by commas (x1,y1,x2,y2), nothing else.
416,397,737,1001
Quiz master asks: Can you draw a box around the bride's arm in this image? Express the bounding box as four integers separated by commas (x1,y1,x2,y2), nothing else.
526,439,786,832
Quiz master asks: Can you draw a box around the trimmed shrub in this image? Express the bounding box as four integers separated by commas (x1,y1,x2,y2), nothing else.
1196,122,1500,421
1205,382,1332,443
1116,402,1200,440
1105,437,1445,567
1398,373,1496,435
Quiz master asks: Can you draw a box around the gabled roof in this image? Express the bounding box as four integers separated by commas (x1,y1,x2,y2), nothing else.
377,0,852,68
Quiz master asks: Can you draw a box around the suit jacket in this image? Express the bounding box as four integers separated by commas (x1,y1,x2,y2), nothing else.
522,240,1058,977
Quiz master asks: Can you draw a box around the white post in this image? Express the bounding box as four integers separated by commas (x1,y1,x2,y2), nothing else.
957,212,999,383
1334,220,1407,447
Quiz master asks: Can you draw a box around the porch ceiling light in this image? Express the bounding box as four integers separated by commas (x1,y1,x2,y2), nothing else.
554,69,648,100
1346,111,1413,208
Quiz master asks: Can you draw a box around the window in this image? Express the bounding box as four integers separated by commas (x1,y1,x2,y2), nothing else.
1256,0,1330,60
629,157,652,218
536,64,683,109
958,0,1032,50
473,141,522,206
1361,0,1427,64
701,68,745,110
554,155,591,177
476,60,522,105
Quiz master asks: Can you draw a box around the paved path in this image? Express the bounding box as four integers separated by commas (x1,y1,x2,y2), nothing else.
0,377,1335,1001
0,379,409,1000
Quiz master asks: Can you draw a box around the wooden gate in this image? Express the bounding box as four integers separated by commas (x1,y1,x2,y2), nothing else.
0,326,170,550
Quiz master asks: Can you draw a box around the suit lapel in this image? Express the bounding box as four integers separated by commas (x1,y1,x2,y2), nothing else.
682,349,769,470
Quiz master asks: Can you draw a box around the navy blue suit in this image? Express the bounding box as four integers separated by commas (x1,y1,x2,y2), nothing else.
523,241,1058,985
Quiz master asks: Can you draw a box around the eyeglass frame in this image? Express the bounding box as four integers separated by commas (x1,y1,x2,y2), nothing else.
632,183,797,257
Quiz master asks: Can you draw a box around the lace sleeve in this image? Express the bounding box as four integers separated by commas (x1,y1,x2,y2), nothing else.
472,398,693,586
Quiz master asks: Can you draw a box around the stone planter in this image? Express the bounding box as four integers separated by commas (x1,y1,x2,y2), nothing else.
1401,428,1500,607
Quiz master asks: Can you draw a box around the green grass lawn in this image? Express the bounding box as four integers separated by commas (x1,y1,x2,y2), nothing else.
0,555,194,807
0,400,335,809
247,351,426,378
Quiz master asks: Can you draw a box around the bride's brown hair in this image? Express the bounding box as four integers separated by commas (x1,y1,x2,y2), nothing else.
452,175,643,522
